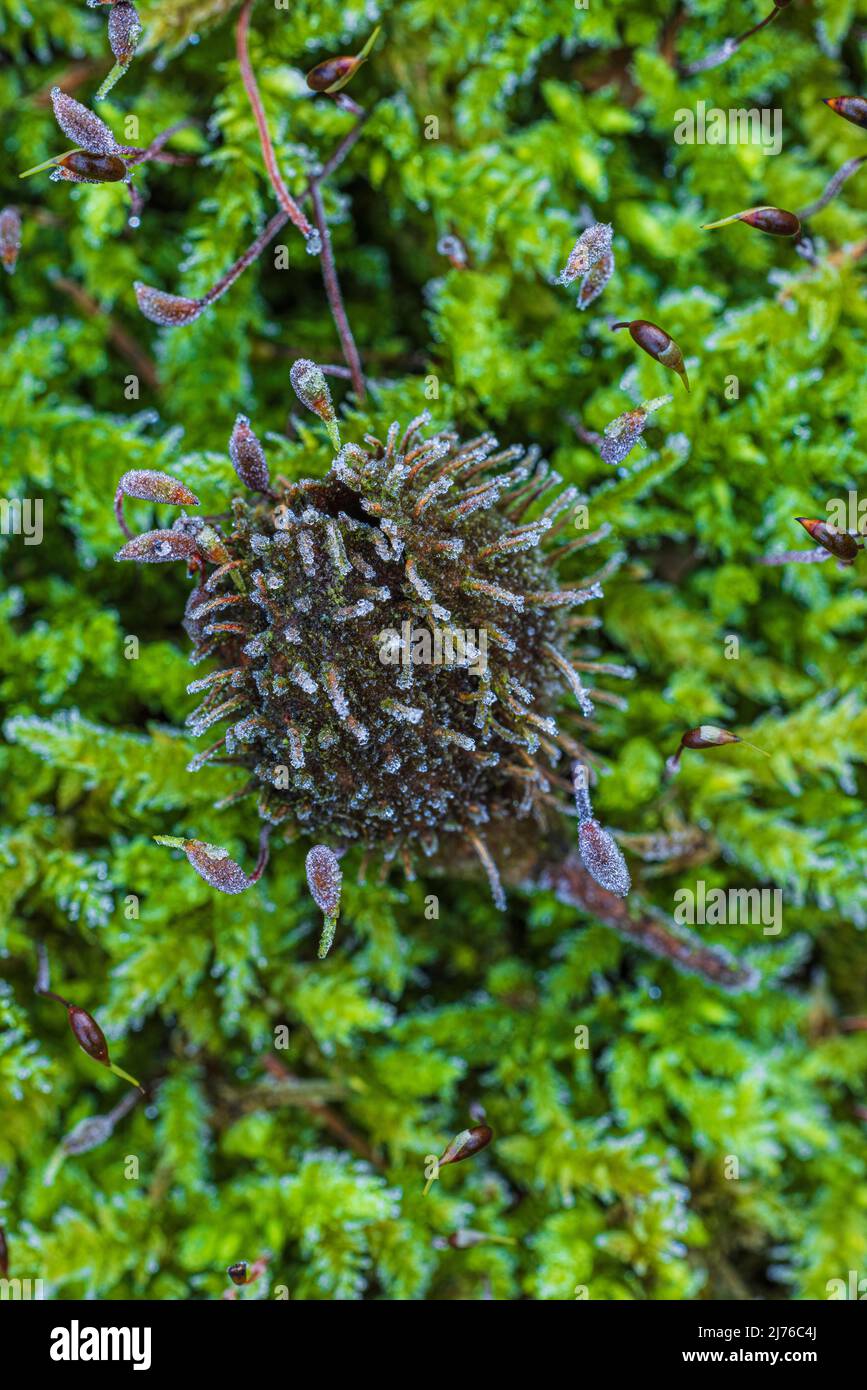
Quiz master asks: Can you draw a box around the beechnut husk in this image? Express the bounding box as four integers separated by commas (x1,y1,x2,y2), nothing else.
114,360,632,945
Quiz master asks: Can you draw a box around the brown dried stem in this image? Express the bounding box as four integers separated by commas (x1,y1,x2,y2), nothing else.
535,853,758,991
236,0,314,239
258,1056,383,1166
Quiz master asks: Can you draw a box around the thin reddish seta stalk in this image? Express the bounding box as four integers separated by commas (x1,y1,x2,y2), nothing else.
311,181,366,399
192,109,368,311
798,155,867,221
203,208,290,308
35,942,68,1003
123,119,199,167
247,824,273,885
171,19,370,354
114,484,133,539
236,0,314,239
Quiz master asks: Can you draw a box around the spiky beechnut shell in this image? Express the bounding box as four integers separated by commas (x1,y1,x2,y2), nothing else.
118,385,625,907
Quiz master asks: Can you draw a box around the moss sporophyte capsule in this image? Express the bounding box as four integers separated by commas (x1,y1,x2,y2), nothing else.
67,1006,144,1091
0,207,21,272
823,96,867,130
305,26,381,94
666,725,770,776
424,1124,494,1194
611,320,690,391
796,518,860,563
19,89,131,185
701,206,801,237
39,986,144,1091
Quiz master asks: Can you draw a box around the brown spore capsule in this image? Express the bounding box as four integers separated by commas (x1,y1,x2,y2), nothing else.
577,249,614,310
558,222,613,284
306,845,342,958
154,836,254,894
108,1,143,66
682,725,740,751
666,724,769,776
67,1004,110,1065
306,845,342,918
823,97,867,131
307,56,357,92
118,470,199,507
305,25,380,94
227,1262,248,1286
439,1123,493,1167
796,517,859,563
577,819,632,898
53,150,129,184
290,358,340,450
612,319,690,392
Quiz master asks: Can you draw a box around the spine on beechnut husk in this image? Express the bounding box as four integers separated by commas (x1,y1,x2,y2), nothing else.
115,361,632,938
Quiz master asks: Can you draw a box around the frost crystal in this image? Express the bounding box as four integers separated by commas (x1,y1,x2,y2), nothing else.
572,767,631,897
118,470,199,506
577,250,615,310
599,395,671,466
229,415,270,492
134,282,207,327
558,222,613,285
290,665,317,695
108,2,143,65
51,88,118,154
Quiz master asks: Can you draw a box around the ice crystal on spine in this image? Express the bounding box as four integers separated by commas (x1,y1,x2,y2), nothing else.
117,363,628,920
